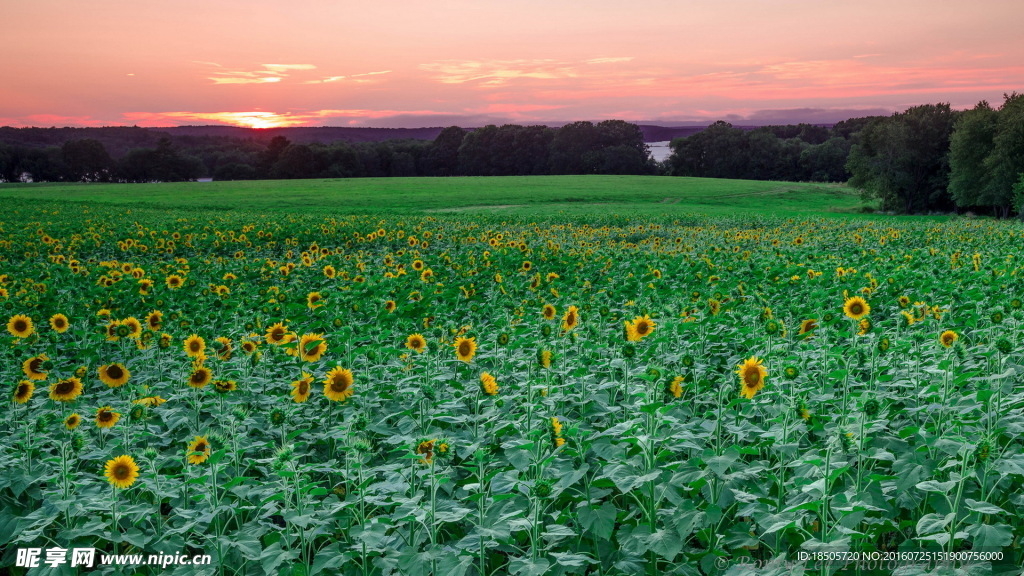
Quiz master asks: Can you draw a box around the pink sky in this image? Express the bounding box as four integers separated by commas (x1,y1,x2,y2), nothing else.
2,0,1022,128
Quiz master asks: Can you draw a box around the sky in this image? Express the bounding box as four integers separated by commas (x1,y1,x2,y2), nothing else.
2,0,1022,129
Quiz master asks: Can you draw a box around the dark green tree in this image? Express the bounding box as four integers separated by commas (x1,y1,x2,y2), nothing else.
948,101,998,212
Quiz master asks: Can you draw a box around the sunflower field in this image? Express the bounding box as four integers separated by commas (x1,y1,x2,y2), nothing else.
3,197,1024,575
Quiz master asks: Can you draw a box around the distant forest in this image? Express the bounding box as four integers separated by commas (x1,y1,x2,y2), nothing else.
2,95,1022,216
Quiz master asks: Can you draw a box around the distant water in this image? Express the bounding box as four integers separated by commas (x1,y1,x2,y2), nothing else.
648,141,672,163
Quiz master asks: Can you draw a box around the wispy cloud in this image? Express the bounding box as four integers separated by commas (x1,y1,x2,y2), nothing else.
421,59,582,85
203,63,317,85
121,108,451,129
586,57,634,65
305,70,392,84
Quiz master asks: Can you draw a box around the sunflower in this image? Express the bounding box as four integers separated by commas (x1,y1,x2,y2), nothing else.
122,317,143,339
7,314,33,338
64,413,81,430
416,439,436,465
95,406,120,429
324,367,355,402
291,373,313,403
22,354,49,380
183,334,205,358
454,336,477,363
49,313,70,333
542,304,556,320
214,337,232,361
265,322,289,345
939,330,959,348
187,366,212,388
158,333,173,349
165,274,184,289
480,372,498,395
625,315,655,342
405,333,427,354
898,295,910,307
241,340,258,355
14,380,34,404
538,349,553,369
798,319,818,336
50,377,84,402
133,396,167,407
214,379,237,393
667,375,684,399
104,455,140,489
561,306,579,332
384,300,397,313
146,310,163,331
98,363,131,387
736,356,767,400
298,333,327,362
843,296,870,320
187,436,212,464
307,292,324,309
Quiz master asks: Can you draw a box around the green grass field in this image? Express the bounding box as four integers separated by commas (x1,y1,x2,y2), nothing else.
0,176,874,217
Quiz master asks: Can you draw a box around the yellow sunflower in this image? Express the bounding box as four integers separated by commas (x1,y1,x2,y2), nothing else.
165,274,184,289
49,377,84,402
64,413,81,429
265,322,289,345
187,366,213,388
298,333,327,362
186,436,212,465
7,314,33,338
736,356,767,399
98,363,130,388
183,334,205,358
625,315,655,342
214,337,232,361
146,310,163,331
324,367,355,402
542,304,556,320
95,406,120,429
121,317,143,339
405,333,427,354
49,313,70,333
291,373,313,403
454,336,477,363
307,292,324,309
14,380,34,404
562,305,580,332
104,455,140,489
480,372,498,395
939,330,959,348
22,354,49,380
133,396,167,407
843,296,870,320
798,319,818,336
384,300,397,313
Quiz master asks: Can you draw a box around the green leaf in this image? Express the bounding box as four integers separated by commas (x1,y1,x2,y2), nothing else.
577,502,616,540
966,523,1013,549
916,512,955,536
965,499,1005,515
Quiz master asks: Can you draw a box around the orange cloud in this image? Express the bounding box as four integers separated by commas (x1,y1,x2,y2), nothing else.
122,108,452,129
420,58,635,86
205,63,317,85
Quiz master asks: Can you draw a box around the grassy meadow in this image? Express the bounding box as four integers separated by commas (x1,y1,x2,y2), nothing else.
2,176,1023,575
0,176,870,217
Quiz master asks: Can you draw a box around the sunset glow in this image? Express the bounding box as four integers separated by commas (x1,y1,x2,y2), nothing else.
2,0,1022,128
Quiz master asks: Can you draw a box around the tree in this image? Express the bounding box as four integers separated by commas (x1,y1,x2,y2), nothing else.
984,93,1024,217
270,144,315,179
426,126,467,176
948,101,998,212
62,139,113,181
846,104,957,213
549,121,598,174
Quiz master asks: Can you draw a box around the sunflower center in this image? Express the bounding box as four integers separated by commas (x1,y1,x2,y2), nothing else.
190,342,200,352
331,378,349,393
637,322,650,335
107,365,124,379
17,383,29,396
55,380,74,394
113,463,131,480
99,411,113,422
191,372,206,384
850,303,863,314
13,320,27,332
195,442,207,452
458,342,471,356
298,381,309,395
743,369,760,386
55,318,66,327
29,358,43,372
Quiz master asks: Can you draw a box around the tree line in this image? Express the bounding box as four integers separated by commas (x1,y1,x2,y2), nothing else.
0,120,656,183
